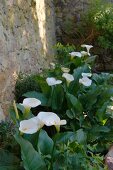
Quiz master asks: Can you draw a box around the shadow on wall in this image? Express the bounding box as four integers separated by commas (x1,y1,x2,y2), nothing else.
0,0,55,114
54,0,89,45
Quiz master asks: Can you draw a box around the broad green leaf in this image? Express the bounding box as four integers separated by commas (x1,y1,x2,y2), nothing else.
66,109,75,119
17,103,25,113
79,85,101,111
55,132,76,144
85,55,96,65
96,101,109,122
23,91,48,106
51,85,64,110
14,134,47,170
75,129,87,144
91,125,110,133
23,132,39,149
66,93,83,113
73,64,90,81
0,149,20,170
92,73,112,85
37,130,54,155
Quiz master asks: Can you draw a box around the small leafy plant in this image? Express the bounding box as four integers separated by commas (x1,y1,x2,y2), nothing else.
0,121,23,170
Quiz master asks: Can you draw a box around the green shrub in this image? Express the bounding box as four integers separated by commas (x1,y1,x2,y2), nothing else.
78,0,113,51
0,121,23,170
15,73,41,102
55,43,76,64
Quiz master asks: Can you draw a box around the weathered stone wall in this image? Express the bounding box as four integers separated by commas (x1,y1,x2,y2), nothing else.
54,0,89,44
0,0,56,114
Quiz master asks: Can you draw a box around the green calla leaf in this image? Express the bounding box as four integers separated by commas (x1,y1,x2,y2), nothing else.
37,130,54,155
14,134,47,170
51,85,64,110
66,109,75,119
55,132,76,144
0,149,20,170
66,93,83,113
73,64,90,82
75,129,87,144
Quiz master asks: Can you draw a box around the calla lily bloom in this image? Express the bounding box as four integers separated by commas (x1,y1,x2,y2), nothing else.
62,73,74,83
38,112,67,132
79,76,92,87
46,77,62,86
81,44,93,55
82,73,92,77
19,112,66,134
69,52,82,58
21,98,41,109
61,67,70,73
19,117,44,134
81,51,89,56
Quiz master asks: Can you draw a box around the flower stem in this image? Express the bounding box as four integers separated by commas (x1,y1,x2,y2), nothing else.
13,100,19,120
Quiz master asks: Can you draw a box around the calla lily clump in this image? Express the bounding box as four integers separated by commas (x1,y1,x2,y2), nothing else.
9,44,113,170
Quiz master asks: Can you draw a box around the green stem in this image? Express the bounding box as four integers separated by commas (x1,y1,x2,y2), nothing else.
13,100,19,120
24,108,30,118
50,132,58,170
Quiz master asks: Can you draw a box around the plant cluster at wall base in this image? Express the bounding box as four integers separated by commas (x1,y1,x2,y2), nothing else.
0,121,23,170
4,44,113,169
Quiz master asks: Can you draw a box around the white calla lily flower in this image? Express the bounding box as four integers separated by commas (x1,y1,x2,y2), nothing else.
46,77,62,86
81,44,93,55
81,51,89,56
19,117,44,134
62,73,74,83
61,67,70,73
82,73,92,77
38,112,66,132
69,52,82,58
79,76,92,87
21,98,41,109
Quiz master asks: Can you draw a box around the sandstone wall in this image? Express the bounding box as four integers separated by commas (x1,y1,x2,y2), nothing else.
54,0,89,44
0,0,56,114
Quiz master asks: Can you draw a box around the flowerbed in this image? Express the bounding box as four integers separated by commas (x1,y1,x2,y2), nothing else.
1,44,113,169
